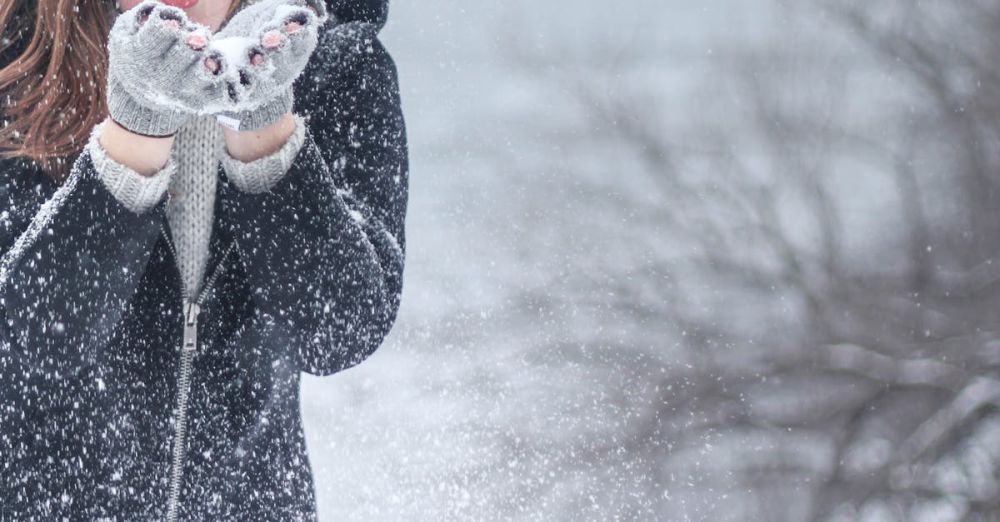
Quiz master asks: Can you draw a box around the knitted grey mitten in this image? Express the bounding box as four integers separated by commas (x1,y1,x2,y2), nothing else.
208,0,329,131
107,1,224,137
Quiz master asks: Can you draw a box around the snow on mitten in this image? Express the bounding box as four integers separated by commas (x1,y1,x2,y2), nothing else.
207,0,329,132
106,1,225,137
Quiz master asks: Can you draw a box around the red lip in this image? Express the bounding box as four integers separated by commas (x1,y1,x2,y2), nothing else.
162,0,199,8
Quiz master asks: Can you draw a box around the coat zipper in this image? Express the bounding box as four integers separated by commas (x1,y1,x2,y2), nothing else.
159,219,237,522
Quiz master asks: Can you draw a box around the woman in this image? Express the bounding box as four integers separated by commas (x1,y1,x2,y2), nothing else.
0,0,407,519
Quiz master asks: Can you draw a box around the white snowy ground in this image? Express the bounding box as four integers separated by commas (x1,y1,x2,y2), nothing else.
300,1,771,520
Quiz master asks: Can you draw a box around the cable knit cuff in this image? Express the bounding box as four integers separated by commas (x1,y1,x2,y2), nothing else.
87,120,177,215
220,112,307,194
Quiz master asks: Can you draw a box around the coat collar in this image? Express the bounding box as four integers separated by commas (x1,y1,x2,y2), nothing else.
327,0,388,31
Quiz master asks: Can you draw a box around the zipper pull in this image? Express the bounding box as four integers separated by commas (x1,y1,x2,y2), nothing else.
183,301,200,353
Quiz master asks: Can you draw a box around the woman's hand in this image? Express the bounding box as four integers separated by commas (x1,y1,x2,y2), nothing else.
207,0,329,131
106,1,224,137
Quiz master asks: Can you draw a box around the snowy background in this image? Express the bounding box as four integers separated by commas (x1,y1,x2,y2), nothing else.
301,1,1000,520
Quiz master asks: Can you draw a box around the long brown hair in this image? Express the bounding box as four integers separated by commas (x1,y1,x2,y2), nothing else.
0,0,243,183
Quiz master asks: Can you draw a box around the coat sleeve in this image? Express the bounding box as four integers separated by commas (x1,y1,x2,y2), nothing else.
0,143,170,379
219,20,408,376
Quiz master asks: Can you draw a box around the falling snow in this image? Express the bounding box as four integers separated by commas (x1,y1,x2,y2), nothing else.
4,0,1000,521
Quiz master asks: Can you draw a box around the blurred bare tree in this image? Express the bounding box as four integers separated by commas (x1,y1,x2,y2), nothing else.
488,0,1000,520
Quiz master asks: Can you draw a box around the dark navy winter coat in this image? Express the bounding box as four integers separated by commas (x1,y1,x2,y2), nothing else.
0,0,407,519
